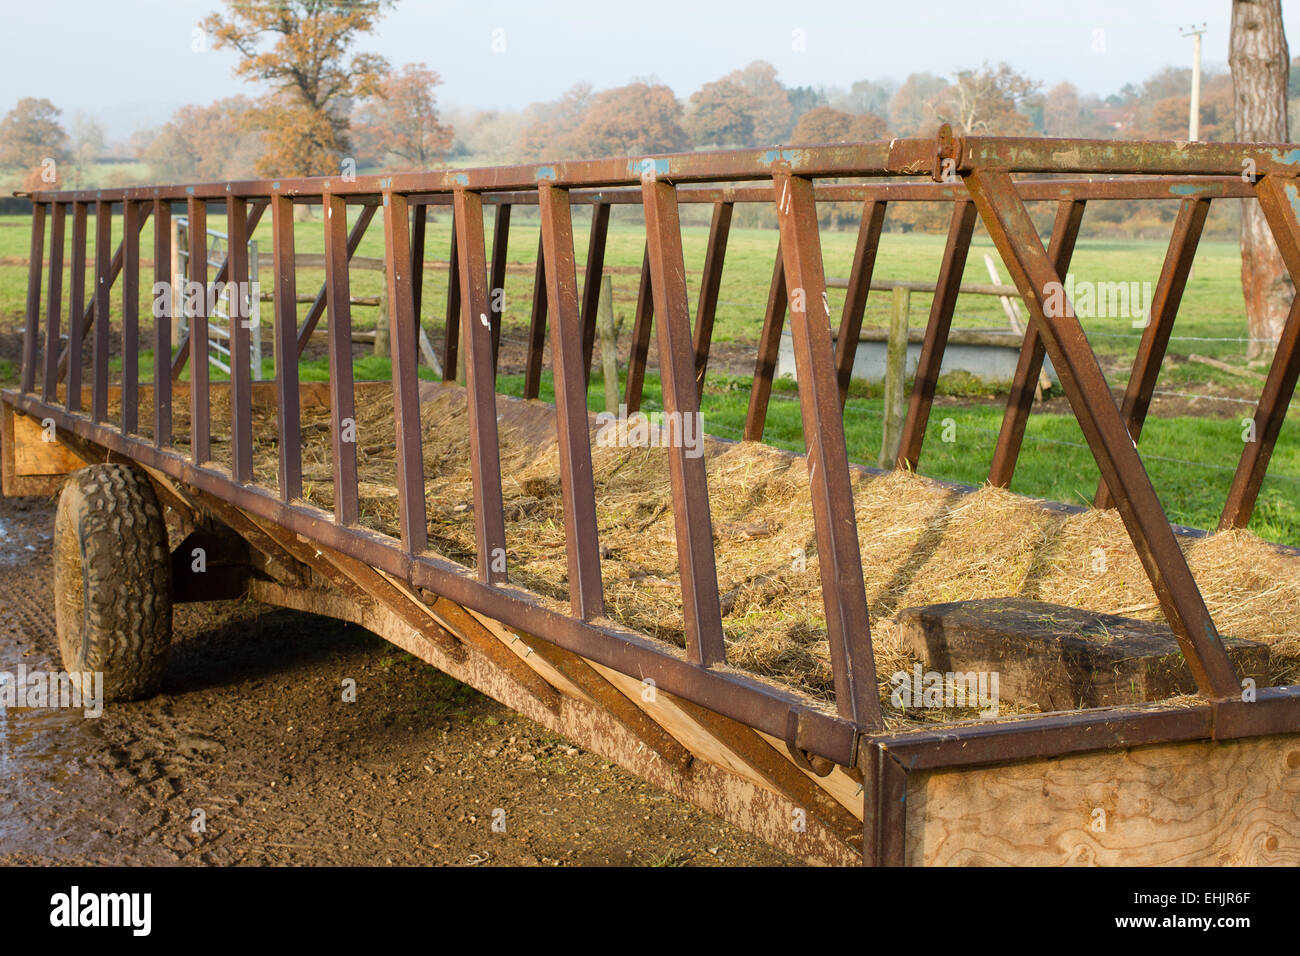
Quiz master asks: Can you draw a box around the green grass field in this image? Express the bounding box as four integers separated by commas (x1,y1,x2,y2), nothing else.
0,207,1267,373
2,209,1296,543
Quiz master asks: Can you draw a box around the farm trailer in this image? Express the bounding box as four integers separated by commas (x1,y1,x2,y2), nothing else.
4,129,1300,866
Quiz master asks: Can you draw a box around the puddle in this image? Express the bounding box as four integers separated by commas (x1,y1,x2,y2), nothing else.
0,497,103,854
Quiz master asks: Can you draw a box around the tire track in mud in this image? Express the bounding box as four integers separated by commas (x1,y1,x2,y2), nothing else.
0,493,796,867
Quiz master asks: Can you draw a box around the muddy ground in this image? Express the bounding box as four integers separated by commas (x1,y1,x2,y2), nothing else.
0,493,796,867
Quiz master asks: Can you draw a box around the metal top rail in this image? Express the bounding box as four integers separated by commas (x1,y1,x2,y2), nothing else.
20,131,1298,204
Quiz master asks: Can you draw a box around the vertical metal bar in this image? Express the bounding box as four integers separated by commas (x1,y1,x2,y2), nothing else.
67,203,87,413
876,754,908,867
41,203,65,403
20,201,46,394
1095,197,1210,508
539,183,605,617
774,172,881,727
442,217,460,381
57,207,150,381
1220,175,1300,529
833,200,888,406
743,242,787,442
185,197,209,460
92,200,112,424
965,168,1238,701
270,194,302,501
897,200,977,469
641,177,725,667
489,202,511,372
383,190,429,553
523,231,548,400
153,199,172,446
120,201,140,434
987,198,1086,487
294,202,375,356
579,201,611,383
691,200,734,396
324,193,359,525
624,243,654,413
227,197,252,481
452,189,508,582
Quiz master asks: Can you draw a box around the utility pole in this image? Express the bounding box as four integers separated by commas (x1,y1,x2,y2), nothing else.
1181,22,1208,141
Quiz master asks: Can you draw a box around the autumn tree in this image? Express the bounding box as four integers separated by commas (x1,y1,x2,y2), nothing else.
140,96,261,182
0,98,69,183
517,83,593,158
201,0,393,176
836,79,896,117
786,85,829,128
1144,76,1234,141
931,62,1040,135
686,77,757,147
791,106,887,142
352,64,454,171
1231,0,1291,359
564,82,687,156
889,73,949,135
727,61,793,142
64,115,106,189
1042,82,1081,136
447,108,525,164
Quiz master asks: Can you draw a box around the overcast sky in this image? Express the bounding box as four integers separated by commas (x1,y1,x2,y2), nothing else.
4,0,1298,138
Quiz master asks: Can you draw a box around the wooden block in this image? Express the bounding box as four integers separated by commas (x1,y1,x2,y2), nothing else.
898,598,1269,712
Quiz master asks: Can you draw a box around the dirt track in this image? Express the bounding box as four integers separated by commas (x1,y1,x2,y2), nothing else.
0,492,795,867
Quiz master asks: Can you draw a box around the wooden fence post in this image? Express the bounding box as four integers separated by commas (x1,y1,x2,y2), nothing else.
598,274,620,413
879,285,910,469
374,277,390,357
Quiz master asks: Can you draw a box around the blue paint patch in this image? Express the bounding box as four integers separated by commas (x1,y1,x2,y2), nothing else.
1169,183,1208,196
1266,147,1300,168
762,148,806,166
185,186,195,195
272,181,280,190
380,177,393,189
452,172,469,186
383,193,389,207
627,158,670,177
535,165,557,181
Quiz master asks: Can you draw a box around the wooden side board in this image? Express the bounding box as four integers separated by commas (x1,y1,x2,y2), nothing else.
905,734,1300,865
1,401,88,496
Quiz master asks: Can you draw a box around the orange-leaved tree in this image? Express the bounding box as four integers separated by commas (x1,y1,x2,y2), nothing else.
563,82,688,157
0,97,69,189
201,0,394,177
791,106,887,143
352,63,454,171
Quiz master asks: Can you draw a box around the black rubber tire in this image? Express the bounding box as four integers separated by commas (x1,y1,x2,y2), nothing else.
53,463,173,702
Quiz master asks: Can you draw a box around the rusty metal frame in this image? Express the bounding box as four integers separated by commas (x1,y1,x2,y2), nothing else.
10,134,1300,861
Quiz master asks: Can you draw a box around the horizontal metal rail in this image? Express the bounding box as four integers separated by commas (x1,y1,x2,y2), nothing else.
11,130,1300,770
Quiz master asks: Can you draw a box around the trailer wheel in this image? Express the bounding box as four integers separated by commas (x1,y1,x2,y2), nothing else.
54,463,173,702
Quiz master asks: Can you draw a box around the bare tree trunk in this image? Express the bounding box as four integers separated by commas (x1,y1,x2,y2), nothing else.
1231,0,1292,360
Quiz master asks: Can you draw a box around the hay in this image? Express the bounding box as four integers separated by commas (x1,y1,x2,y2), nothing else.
127,383,1300,726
